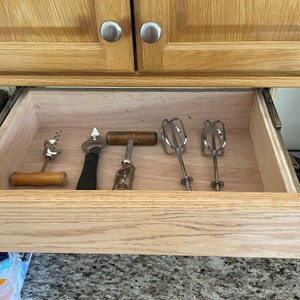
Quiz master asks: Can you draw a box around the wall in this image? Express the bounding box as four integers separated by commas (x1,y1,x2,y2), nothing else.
275,88,300,150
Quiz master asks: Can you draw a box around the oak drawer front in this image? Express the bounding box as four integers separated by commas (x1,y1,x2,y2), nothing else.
0,88,299,257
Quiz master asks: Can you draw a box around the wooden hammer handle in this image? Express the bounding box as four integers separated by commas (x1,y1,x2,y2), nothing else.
9,171,67,186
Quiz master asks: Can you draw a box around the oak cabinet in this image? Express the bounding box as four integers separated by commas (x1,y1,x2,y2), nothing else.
0,1,300,258
135,0,300,75
0,0,134,73
0,0,299,83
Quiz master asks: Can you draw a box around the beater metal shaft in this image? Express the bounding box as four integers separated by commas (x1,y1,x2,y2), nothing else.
202,120,226,191
162,117,193,191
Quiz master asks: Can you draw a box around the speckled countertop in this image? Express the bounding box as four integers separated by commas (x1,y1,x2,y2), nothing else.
21,254,300,299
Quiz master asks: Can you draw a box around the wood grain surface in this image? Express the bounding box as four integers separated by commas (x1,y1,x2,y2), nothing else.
250,90,298,192
0,190,300,258
170,0,300,42
0,88,299,257
0,0,134,72
1,88,266,192
0,0,298,80
135,0,300,74
0,74,299,87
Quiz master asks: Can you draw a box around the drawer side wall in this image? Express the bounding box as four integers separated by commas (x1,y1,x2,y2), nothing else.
0,91,39,188
250,90,297,192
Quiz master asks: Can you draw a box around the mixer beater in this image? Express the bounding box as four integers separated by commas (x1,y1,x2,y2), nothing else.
161,117,193,191
202,119,226,191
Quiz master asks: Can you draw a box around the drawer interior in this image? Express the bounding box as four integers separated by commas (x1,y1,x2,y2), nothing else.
0,88,297,193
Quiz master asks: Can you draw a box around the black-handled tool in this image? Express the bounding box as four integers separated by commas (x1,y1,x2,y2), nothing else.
76,128,106,190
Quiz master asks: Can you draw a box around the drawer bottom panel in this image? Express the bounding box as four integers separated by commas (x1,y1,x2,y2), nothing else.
0,88,294,192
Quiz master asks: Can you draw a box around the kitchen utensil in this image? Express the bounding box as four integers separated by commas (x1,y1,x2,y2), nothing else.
202,119,226,191
76,128,106,190
161,117,193,191
106,131,158,190
112,139,135,190
10,130,67,186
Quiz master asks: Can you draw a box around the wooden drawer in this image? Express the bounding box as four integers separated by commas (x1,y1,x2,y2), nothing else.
0,87,299,258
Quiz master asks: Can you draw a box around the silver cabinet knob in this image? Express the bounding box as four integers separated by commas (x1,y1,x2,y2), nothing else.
140,22,162,43
100,21,122,42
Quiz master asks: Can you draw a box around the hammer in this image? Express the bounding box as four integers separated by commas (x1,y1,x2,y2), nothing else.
106,131,157,190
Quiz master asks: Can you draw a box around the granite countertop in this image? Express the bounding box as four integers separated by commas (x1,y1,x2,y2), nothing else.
21,254,300,299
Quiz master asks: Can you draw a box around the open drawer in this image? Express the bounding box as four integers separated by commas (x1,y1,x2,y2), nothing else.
0,88,300,258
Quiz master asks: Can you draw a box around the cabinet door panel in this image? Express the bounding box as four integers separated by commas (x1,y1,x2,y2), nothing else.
135,0,300,75
0,0,134,73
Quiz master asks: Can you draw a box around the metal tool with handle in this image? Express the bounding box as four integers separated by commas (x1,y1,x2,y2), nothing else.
76,128,106,190
10,130,67,186
112,139,135,190
161,118,193,191
202,120,226,191
106,131,158,190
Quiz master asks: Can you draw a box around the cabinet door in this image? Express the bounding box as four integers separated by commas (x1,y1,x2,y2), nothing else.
135,0,300,75
0,0,134,73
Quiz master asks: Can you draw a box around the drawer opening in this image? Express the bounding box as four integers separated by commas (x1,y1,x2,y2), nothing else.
0,88,297,193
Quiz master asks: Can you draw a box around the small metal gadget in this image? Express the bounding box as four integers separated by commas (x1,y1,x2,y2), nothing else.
9,130,67,186
76,128,106,190
112,139,135,190
81,128,106,154
161,117,193,191
40,130,62,171
202,120,226,191
107,131,158,190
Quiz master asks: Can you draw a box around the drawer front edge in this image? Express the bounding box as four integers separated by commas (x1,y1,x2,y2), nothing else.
0,190,300,258
0,74,299,88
